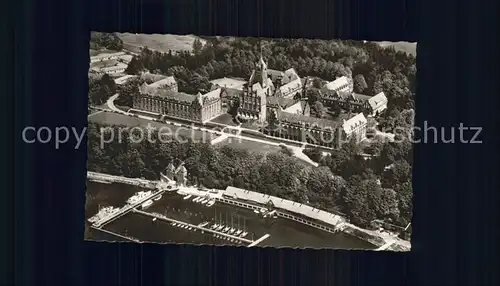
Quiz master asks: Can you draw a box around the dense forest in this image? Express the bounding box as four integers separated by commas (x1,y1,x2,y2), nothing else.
88,74,116,108
90,32,123,51
88,36,415,233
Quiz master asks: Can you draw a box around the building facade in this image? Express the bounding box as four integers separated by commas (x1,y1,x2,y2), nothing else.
320,89,388,117
236,56,272,123
133,87,223,123
265,111,367,148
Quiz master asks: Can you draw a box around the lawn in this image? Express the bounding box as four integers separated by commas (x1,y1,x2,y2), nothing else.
88,112,215,142
216,137,282,154
210,113,238,126
117,33,206,54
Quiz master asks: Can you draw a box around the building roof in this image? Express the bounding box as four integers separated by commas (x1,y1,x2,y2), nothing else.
278,78,302,95
342,113,368,134
148,76,177,88
90,52,126,61
283,100,307,115
210,77,247,90
202,88,222,101
324,76,349,91
140,72,167,83
114,75,137,85
267,69,284,79
276,111,341,130
368,92,388,110
267,96,296,109
221,87,244,98
322,90,371,103
224,186,345,227
100,63,127,72
156,90,197,103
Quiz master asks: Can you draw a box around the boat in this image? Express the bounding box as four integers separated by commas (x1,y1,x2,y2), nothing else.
141,200,153,209
206,200,215,207
198,222,209,228
152,218,157,222
183,194,192,200
240,232,248,237
193,197,201,202
172,223,177,226
211,224,218,229
253,209,260,214
153,195,162,201
223,226,230,232
235,230,242,236
200,198,209,204
216,225,224,231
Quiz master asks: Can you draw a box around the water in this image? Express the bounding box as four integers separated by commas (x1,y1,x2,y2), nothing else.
85,181,376,249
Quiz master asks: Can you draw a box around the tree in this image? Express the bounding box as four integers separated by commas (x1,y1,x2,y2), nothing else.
125,56,143,75
192,38,203,55
381,160,411,187
353,74,368,93
303,147,323,163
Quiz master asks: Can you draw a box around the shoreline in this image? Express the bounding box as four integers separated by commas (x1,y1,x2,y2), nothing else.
87,171,411,251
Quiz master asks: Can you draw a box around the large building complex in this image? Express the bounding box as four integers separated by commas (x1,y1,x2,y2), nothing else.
132,73,223,123
267,111,368,148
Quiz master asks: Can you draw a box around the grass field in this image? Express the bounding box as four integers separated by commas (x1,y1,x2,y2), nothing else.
88,112,215,142
375,41,417,56
117,33,206,54
217,137,282,154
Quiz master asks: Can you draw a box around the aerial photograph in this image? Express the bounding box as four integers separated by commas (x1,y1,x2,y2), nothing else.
86,32,416,251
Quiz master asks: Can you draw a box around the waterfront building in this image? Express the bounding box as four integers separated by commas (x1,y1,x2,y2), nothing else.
165,162,176,180
174,163,188,186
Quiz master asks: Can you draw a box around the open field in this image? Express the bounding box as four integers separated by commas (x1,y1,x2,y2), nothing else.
216,137,282,154
375,41,417,56
117,33,206,54
88,112,215,142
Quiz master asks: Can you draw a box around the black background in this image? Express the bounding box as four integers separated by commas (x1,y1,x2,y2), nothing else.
2,0,499,285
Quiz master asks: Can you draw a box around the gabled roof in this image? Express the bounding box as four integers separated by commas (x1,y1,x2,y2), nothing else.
210,77,247,90
148,76,176,88
368,92,388,110
342,113,367,134
324,76,349,91
202,88,222,101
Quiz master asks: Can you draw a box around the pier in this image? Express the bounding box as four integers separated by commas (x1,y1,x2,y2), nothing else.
132,209,257,245
87,171,158,189
93,189,167,228
247,234,270,247
90,226,141,243
375,241,395,251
